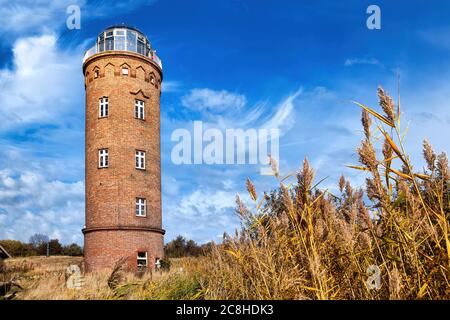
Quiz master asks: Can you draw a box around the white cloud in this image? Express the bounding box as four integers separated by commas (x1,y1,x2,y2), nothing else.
0,30,86,244
173,189,236,218
0,0,79,33
222,179,234,190
163,188,239,243
0,167,84,244
0,0,158,35
400,78,450,165
0,33,83,130
162,80,183,93
181,88,247,112
344,58,381,67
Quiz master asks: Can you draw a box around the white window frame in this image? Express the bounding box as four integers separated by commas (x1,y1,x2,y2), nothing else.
121,67,129,75
114,29,126,36
135,150,146,169
135,99,145,120
135,198,147,217
98,149,109,168
99,97,108,118
137,252,147,268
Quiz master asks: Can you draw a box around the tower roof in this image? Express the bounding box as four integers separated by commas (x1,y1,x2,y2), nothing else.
83,24,162,70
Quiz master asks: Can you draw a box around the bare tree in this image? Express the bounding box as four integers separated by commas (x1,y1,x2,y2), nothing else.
28,234,49,248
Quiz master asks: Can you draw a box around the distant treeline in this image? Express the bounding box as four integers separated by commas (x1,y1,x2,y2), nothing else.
0,233,83,257
1,234,210,259
164,235,213,258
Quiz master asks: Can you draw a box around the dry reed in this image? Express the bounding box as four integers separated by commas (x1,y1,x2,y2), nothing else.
203,87,450,300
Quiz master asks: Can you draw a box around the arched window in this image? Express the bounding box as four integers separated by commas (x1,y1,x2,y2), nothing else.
99,97,108,118
135,99,145,120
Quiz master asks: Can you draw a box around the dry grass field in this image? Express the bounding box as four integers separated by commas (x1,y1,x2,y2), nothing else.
2,256,207,300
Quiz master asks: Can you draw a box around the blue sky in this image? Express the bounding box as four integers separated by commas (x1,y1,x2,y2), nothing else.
0,0,449,245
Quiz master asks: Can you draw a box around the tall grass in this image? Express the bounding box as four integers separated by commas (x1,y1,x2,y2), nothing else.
203,87,450,300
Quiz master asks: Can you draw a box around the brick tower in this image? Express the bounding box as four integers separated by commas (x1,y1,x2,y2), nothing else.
82,25,164,272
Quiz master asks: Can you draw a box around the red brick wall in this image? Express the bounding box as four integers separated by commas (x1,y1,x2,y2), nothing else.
84,230,164,271
82,51,164,272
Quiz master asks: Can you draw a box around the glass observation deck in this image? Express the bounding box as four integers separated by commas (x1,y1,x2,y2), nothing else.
82,24,162,70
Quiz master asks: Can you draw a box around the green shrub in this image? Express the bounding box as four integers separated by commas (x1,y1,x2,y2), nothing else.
150,274,203,300
62,243,83,256
158,259,171,272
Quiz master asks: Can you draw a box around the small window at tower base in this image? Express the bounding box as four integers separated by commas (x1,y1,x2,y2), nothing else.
137,252,147,269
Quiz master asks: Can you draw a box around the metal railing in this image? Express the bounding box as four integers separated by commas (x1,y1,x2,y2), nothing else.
82,45,163,70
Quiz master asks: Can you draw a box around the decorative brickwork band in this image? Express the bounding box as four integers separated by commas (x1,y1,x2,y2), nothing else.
82,226,165,235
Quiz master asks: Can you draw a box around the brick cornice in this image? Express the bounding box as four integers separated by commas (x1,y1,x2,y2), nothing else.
83,51,163,79
82,226,166,235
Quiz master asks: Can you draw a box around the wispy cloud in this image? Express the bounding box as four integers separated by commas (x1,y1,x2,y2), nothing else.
179,86,301,133
261,88,302,133
181,88,246,112
418,27,450,50
344,58,381,67
162,80,183,93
